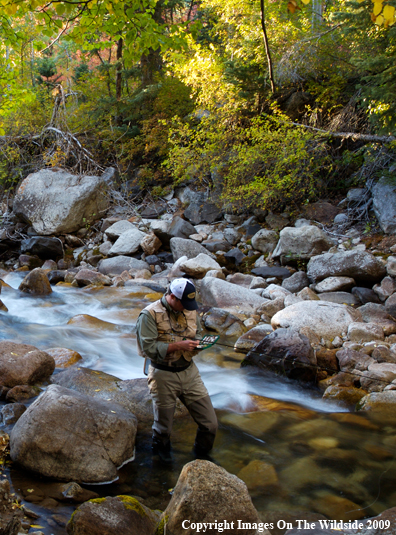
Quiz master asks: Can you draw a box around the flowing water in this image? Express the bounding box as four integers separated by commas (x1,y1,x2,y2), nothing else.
1,273,396,534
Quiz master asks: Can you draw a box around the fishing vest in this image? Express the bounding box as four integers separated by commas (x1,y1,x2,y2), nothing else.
137,298,198,363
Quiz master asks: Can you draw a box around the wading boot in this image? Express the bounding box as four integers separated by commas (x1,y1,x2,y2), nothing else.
152,436,173,464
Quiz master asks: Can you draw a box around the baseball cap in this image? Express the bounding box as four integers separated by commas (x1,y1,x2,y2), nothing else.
169,278,199,310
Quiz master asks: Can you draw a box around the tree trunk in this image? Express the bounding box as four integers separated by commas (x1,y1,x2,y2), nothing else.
259,0,275,93
115,37,123,101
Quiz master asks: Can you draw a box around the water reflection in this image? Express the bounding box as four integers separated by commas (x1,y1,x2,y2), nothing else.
1,275,396,533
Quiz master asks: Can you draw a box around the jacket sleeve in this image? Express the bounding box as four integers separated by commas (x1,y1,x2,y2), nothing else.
136,311,168,362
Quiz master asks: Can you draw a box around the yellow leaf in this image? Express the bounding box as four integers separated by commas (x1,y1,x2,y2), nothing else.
26,489,34,493
373,2,383,15
301,0,310,4
30,526,45,529
383,4,395,20
111,410,116,413
287,1,296,13
94,389,100,392
376,13,384,24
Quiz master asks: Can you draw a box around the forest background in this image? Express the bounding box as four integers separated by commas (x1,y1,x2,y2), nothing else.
0,0,395,215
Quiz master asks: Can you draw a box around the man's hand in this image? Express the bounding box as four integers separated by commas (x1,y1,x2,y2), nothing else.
167,339,200,354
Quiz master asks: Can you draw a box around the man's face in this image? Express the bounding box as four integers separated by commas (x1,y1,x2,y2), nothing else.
168,294,185,312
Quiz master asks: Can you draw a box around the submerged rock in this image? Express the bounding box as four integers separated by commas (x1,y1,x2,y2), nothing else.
19,268,52,295
10,384,137,483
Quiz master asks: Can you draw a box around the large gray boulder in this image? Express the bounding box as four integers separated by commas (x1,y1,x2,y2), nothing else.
200,277,267,314
307,251,386,283
372,177,396,233
359,303,396,335
97,256,149,275
271,301,362,340
108,227,146,256
243,328,317,382
10,384,137,483
272,226,333,261
251,229,279,254
0,340,55,387
179,254,221,278
13,168,109,235
170,237,216,261
104,220,136,240
184,202,223,225
159,460,267,535
67,496,160,535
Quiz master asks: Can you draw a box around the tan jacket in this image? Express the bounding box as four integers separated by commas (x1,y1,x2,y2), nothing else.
137,299,199,363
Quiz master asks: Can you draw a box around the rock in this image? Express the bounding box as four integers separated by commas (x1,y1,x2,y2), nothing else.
48,270,66,284
347,322,385,342
307,251,386,283
257,297,285,317
227,273,254,287
1,403,26,425
298,287,320,301
272,226,333,261
262,284,291,300
314,277,355,293
10,384,137,483
318,292,360,307
359,303,396,335
351,287,381,305
98,256,149,276
203,308,246,337
45,348,83,368
251,266,292,280
66,495,159,535
272,301,362,340
140,233,161,255
237,460,278,491
336,349,374,373
265,213,289,230
74,269,111,287
20,237,64,259
179,254,221,278
103,220,135,240
184,202,223,225
204,269,225,280
243,328,317,382
168,216,196,240
202,239,231,253
372,176,396,233
374,276,396,302
13,168,109,235
251,229,279,254
385,293,396,318
234,325,273,351
18,254,42,269
108,227,146,256
387,256,396,277
159,460,266,535
190,233,203,242
19,268,52,295
170,237,216,262
223,228,241,245
358,390,396,413
334,213,348,225
51,367,188,425
140,200,167,218
282,272,309,293
304,202,340,224
0,341,55,387
223,248,246,265
360,362,396,392
322,385,367,406
6,385,41,402
200,277,267,314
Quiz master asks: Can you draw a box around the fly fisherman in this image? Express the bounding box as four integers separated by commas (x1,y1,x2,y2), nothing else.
136,278,218,463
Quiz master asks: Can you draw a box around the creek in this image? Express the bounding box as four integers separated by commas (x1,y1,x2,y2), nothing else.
0,273,396,535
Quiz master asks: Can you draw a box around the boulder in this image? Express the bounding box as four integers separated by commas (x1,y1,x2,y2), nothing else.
262,284,292,300
357,390,396,413
168,216,196,240
202,239,231,253
374,276,396,302
20,237,64,259
98,256,149,276
304,202,340,224
251,229,279,254
203,308,246,337
51,367,188,424
265,212,289,230
223,228,241,245
251,266,292,280
347,322,385,343
360,362,396,392
314,277,355,293
223,248,246,265
282,272,309,293
159,460,266,535
243,328,317,382
0,341,55,387
307,251,386,283
318,292,361,307
336,349,374,373
271,301,362,340
13,168,109,235
170,237,216,261
234,325,273,351
359,303,396,335
199,278,267,314
1,403,26,425
179,254,221,279
227,273,254,287
108,227,146,256
18,268,52,295
385,293,396,318
10,384,137,483
237,460,278,491
140,233,162,255
104,220,136,240
184,202,223,225
351,287,381,305
45,348,83,368
372,176,396,233
6,385,41,402
74,269,111,287
140,200,167,218
387,256,396,277
272,226,333,261
66,496,160,535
